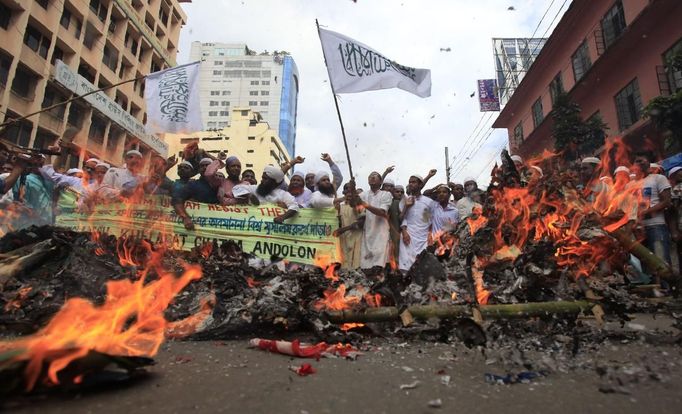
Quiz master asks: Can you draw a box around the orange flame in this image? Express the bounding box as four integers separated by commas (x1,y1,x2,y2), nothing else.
472,258,491,305
0,263,202,391
314,254,339,281
313,284,361,311
340,323,365,331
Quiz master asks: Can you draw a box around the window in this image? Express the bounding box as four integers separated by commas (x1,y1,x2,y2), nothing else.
60,9,71,29
247,136,255,140
0,3,11,30
210,90,219,96
218,121,228,128
549,72,564,105
214,61,222,65
88,113,107,144
213,70,221,75
51,46,64,65
222,90,231,95
513,122,523,146
0,51,11,86
571,41,592,82
0,114,32,146
247,149,254,153
241,110,248,116
221,101,229,106
209,101,218,106
33,129,56,151
261,90,269,95
208,111,218,116
11,64,38,99
42,85,66,120
24,25,50,59
246,163,253,168
259,101,269,106
36,0,48,10
614,78,643,131
261,81,270,86
67,102,86,127
601,1,627,49
248,101,257,106
531,98,543,128
103,44,119,71
250,80,259,85
207,121,216,128
249,90,258,96
219,111,229,116
664,40,682,93
89,0,107,22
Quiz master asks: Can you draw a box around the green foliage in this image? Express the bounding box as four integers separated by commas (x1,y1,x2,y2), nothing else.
551,92,608,161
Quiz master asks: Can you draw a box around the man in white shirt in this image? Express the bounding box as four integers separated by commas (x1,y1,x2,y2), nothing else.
307,171,337,208
101,150,146,194
431,184,460,235
234,165,299,223
456,177,478,219
630,151,672,280
399,174,438,271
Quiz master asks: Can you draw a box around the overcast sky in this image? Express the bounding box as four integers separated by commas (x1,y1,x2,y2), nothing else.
176,0,569,188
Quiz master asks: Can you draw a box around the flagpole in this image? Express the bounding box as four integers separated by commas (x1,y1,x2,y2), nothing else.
0,75,146,132
315,19,354,181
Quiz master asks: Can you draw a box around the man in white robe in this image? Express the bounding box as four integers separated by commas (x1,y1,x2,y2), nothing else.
359,172,393,269
399,174,438,271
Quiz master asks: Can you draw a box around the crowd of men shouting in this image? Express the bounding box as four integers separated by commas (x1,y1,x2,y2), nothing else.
1,139,682,279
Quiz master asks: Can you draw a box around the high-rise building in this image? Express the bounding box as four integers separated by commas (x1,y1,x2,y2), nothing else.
165,107,291,180
0,0,188,168
493,0,682,158
189,42,299,157
493,38,547,104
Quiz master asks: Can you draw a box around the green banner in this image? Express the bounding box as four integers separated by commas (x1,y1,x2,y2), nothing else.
56,191,339,265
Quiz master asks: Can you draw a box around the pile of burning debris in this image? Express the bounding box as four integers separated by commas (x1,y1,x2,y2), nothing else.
1,146,681,395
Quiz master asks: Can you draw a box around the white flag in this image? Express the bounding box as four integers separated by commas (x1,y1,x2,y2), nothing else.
144,61,203,134
318,28,431,98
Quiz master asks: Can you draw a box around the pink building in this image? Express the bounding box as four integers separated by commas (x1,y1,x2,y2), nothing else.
493,0,682,159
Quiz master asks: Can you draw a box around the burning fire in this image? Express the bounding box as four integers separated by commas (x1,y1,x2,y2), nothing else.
340,323,364,331
314,284,360,311
0,257,202,391
314,254,339,281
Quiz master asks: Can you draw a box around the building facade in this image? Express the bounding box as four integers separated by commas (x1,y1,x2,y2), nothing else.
0,0,188,168
165,107,291,180
188,42,299,157
493,38,547,105
493,0,682,159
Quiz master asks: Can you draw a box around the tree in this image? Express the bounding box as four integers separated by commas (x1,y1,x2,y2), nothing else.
644,50,682,154
551,92,608,161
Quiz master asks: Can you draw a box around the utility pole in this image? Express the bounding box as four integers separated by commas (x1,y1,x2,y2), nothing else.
445,146,451,183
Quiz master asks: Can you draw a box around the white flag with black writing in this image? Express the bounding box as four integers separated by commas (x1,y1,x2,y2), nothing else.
144,61,203,134
318,28,431,98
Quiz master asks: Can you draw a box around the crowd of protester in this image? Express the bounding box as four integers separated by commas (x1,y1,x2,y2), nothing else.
1,140,681,287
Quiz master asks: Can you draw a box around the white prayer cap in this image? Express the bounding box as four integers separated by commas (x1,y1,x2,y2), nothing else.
292,170,305,179
199,158,213,166
394,185,404,191
126,150,142,158
383,178,395,186
85,158,100,164
95,162,110,170
464,177,476,184
264,164,285,183
581,156,600,165
629,173,637,179
599,176,609,182
179,160,193,168
214,171,226,179
315,170,330,184
530,165,543,177
669,166,682,177
411,174,424,182
614,166,630,175
66,168,82,176
510,155,523,164
650,163,661,169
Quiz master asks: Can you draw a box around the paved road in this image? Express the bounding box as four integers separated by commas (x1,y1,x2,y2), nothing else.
5,316,682,413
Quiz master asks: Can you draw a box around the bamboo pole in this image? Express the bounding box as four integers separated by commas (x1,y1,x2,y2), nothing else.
325,301,595,324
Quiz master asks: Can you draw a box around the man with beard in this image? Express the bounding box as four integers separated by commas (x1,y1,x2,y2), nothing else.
304,153,343,192
173,158,219,230
381,178,395,193
448,182,464,203
399,172,438,271
288,170,312,207
102,150,146,193
333,182,365,270
358,171,393,271
234,165,299,224
205,155,243,205
578,157,608,202
456,178,478,219
308,171,338,208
